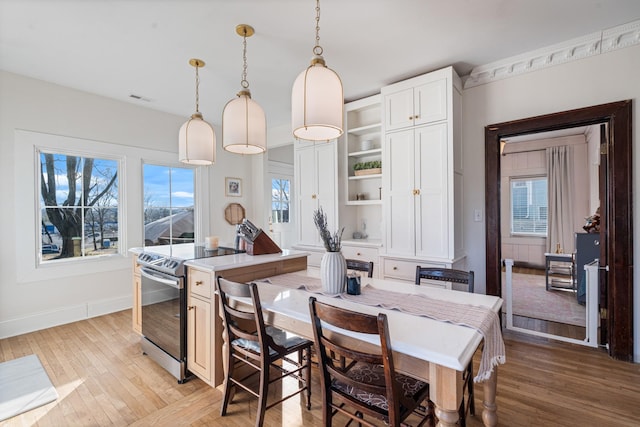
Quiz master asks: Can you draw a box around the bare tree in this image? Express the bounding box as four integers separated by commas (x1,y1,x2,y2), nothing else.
40,154,117,258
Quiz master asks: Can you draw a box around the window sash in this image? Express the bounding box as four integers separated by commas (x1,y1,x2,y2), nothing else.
510,177,548,236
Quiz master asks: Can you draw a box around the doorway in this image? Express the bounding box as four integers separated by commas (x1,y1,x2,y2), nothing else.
499,124,600,345
485,100,633,361
266,145,295,249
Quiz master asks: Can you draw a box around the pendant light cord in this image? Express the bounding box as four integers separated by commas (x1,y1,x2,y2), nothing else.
313,0,323,56
194,63,200,113
241,30,249,89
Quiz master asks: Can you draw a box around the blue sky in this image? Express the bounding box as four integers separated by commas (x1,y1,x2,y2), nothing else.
39,154,194,209
39,153,119,207
143,164,194,208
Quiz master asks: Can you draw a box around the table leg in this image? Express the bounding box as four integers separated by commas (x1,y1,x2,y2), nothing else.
435,407,459,427
431,364,461,427
481,367,498,426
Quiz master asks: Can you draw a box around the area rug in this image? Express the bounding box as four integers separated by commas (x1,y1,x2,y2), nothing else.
502,272,586,327
0,354,58,422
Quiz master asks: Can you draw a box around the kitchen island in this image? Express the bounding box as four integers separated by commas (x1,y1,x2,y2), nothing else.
129,244,308,386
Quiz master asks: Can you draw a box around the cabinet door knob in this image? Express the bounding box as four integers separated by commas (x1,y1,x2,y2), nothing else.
409,116,414,120
188,305,195,310
312,194,317,199
416,189,420,195
393,266,398,270
357,252,361,256
195,280,203,286
414,114,419,119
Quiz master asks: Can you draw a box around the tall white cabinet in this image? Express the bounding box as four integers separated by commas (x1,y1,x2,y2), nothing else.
294,140,338,249
380,66,465,280
292,66,465,281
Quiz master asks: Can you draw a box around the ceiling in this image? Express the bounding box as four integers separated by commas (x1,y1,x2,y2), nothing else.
2,0,640,136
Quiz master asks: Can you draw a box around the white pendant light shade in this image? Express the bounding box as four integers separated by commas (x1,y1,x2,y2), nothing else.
291,0,344,141
222,24,267,155
223,90,267,154
292,57,344,141
179,58,216,165
179,112,216,165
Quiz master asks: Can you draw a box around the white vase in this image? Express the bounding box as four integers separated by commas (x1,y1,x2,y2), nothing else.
320,251,347,294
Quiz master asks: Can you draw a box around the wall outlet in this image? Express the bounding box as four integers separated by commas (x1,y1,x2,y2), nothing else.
474,209,483,222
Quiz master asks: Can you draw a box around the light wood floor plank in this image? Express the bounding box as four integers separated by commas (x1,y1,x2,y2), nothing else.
1,309,639,426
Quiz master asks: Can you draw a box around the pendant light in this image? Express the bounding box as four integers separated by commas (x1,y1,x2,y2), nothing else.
179,59,216,165
291,0,343,141
222,24,267,154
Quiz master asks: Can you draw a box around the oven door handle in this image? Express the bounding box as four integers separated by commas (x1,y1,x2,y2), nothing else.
140,267,181,289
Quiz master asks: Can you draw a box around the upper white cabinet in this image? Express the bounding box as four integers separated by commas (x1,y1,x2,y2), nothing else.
381,66,464,266
383,78,447,132
294,141,338,247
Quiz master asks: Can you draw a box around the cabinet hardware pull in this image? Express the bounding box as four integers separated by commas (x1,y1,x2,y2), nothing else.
188,306,195,310
312,194,317,199
195,280,203,286
357,252,361,256
409,116,414,120
415,115,419,119
393,266,398,270
415,189,420,195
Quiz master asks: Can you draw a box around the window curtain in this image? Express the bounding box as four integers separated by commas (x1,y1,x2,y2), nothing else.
547,146,574,253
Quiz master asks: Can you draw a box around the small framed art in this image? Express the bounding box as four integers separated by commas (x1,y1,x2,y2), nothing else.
225,177,242,197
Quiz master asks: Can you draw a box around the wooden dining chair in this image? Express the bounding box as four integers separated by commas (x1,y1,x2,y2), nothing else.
415,266,475,426
217,277,313,427
346,259,375,278
309,296,434,427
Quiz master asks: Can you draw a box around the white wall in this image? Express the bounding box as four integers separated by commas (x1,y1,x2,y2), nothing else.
0,71,254,338
462,44,640,361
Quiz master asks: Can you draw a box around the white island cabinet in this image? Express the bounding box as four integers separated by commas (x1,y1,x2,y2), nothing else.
129,246,308,387
183,251,308,387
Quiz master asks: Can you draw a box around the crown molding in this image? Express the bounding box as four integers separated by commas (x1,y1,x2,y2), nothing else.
463,19,640,89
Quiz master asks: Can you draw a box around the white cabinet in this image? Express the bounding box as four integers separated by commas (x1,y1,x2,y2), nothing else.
381,66,464,266
294,141,338,247
383,78,447,132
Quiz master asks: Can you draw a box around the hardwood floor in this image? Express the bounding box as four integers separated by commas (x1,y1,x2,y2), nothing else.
1,310,639,426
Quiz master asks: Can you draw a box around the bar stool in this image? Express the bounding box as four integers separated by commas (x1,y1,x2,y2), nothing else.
217,277,313,427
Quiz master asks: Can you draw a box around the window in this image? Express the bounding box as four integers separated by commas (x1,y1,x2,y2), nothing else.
271,178,290,223
143,164,195,246
39,151,119,262
510,177,548,236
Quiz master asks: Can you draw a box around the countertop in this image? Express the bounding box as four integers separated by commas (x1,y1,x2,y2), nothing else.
184,249,308,272
129,243,309,273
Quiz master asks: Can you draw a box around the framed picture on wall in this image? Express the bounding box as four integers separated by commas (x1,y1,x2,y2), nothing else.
225,177,242,197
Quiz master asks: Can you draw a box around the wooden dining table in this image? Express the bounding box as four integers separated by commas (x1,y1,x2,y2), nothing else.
225,270,505,427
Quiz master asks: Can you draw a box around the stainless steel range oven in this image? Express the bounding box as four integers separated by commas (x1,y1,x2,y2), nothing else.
137,245,243,383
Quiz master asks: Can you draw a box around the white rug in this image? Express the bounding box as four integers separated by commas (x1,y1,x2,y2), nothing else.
0,354,58,422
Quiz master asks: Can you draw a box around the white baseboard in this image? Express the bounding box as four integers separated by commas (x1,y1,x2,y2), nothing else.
0,296,132,339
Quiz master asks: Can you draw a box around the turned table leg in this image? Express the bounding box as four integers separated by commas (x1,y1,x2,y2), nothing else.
435,406,460,427
482,367,498,426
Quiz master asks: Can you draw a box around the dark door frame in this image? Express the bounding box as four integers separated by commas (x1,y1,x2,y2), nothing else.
485,100,633,361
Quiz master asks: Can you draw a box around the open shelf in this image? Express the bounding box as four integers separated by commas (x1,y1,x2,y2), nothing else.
348,148,382,158
346,199,382,206
348,123,382,136
348,174,382,180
